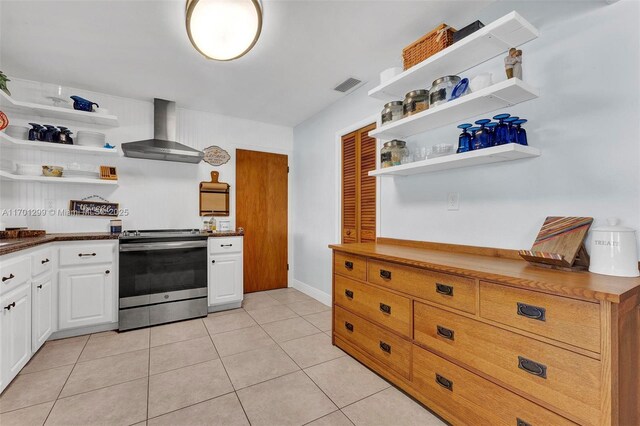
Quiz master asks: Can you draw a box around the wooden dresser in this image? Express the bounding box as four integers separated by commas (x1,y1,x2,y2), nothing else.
329,238,640,426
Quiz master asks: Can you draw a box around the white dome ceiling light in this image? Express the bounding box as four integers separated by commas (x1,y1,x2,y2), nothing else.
186,0,263,61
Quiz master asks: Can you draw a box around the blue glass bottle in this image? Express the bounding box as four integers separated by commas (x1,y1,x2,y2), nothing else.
485,122,498,146
474,119,491,149
493,113,510,145
456,123,472,153
469,127,481,150
513,119,528,145
503,116,520,143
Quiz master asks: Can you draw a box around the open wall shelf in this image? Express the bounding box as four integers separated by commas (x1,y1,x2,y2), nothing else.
0,132,118,156
0,170,118,186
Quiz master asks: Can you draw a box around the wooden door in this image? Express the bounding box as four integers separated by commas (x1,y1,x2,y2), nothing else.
236,149,288,293
342,123,376,244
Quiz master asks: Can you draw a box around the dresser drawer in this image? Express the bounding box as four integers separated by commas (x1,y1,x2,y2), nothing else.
368,259,477,314
414,302,600,425
0,256,30,295
335,274,412,338
334,305,411,379
59,244,114,266
412,345,576,426
480,282,601,353
334,252,366,281
31,248,53,277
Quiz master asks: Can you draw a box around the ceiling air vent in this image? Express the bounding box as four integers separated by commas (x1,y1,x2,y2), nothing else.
333,77,363,93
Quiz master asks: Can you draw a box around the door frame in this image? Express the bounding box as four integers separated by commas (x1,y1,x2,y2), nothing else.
334,114,381,244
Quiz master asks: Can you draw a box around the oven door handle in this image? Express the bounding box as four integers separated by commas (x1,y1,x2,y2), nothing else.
119,240,208,252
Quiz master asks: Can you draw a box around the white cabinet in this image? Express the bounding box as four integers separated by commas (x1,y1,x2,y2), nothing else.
32,275,53,351
0,283,31,391
208,237,243,310
59,265,114,329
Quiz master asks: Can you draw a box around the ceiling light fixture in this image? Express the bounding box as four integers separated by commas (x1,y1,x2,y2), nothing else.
186,0,262,61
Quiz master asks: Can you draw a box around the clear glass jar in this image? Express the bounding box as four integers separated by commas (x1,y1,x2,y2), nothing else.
381,140,407,168
429,75,461,107
381,101,403,125
403,90,429,117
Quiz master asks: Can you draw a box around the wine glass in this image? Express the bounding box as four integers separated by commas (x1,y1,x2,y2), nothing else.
503,116,520,143
513,119,528,145
493,113,510,145
456,123,472,153
474,119,491,149
485,122,498,146
469,127,481,150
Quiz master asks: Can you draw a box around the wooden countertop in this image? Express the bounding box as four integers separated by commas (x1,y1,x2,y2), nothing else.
329,239,640,304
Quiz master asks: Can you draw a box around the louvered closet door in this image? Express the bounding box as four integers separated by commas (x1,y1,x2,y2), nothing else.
341,123,376,244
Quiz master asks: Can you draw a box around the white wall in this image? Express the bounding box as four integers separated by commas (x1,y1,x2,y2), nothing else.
0,79,293,234
292,0,640,298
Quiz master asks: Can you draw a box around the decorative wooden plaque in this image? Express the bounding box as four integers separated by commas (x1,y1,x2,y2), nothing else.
69,199,119,217
203,146,231,166
519,216,593,271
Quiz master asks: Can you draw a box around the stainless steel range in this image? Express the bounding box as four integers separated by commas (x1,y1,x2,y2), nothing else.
118,229,208,331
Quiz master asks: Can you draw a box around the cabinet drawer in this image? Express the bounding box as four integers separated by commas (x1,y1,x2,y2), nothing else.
59,244,114,266
334,252,366,281
480,282,601,353
368,259,477,314
31,248,53,277
335,274,412,338
0,256,30,295
209,237,243,255
414,302,600,425
412,345,576,426
334,305,411,379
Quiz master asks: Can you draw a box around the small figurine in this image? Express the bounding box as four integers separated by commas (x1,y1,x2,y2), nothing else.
504,48,517,79
0,71,10,96
513,49,523,80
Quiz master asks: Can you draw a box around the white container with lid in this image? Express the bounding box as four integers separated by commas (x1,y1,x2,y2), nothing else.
589,218,639,277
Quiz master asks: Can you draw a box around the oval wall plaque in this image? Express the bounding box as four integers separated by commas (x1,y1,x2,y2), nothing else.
203,146,231,166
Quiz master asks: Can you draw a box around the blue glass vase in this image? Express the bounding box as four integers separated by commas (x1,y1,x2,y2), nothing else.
513,119,528,145
456,123,472,153
493,113,510,145
504,116,520,143
485,122,498,146
474,119,491,149
469,127,481,150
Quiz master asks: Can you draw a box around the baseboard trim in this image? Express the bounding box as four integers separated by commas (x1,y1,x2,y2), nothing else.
208,301,242,313
291,279,332,306
49,322,118,340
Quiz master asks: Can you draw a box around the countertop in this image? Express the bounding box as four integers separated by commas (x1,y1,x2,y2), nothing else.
330,239,640,304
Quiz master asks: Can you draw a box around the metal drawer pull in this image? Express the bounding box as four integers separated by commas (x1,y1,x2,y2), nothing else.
344,322,354,332
380,269,392,280
518,356,547,379
436,325,455,340
105,270,111,275
4,302,16,310
517,302,546,322
516,418,532,426
345,289,354,299
344,261,354,270
379,341,391,353
435,283,453,296
78,253,97,257
2,273,14,282
212,260,216,264
379,303,391,314
220,244,233,247
435,374,453,391
37,284,43,289
41,258,50,264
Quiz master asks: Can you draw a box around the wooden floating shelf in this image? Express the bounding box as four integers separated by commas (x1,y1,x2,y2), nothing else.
369,144,540,177
0,170,118,186
0,132,118,156
0,91,119,127
369,79,538,140
368,11,539,100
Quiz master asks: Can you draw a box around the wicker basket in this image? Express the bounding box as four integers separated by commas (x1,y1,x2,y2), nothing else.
402,23,456,70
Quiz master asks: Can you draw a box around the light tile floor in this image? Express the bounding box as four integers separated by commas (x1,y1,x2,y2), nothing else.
0,288,445,426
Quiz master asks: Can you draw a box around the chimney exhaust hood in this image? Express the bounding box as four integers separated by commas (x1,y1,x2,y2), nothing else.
122,99,204,164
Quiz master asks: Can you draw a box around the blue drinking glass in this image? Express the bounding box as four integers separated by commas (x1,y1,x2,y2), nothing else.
485,122,498,146
493,113,510,145
504,116,520,143
456,123,472,153
469,127,481,150
513,119,528,145
474,119,491,149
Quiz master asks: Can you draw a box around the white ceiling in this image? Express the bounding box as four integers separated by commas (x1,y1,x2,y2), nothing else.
0,0,492,127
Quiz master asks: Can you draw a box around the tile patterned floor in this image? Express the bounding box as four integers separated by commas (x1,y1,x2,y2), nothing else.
0,288,445,426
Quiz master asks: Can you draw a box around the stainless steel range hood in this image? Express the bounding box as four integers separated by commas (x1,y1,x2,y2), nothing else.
122,99,204,164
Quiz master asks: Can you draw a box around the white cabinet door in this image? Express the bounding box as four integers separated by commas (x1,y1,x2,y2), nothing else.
208,255,243,306
1,283,31,392
32,275,53,351
59,265,114,330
